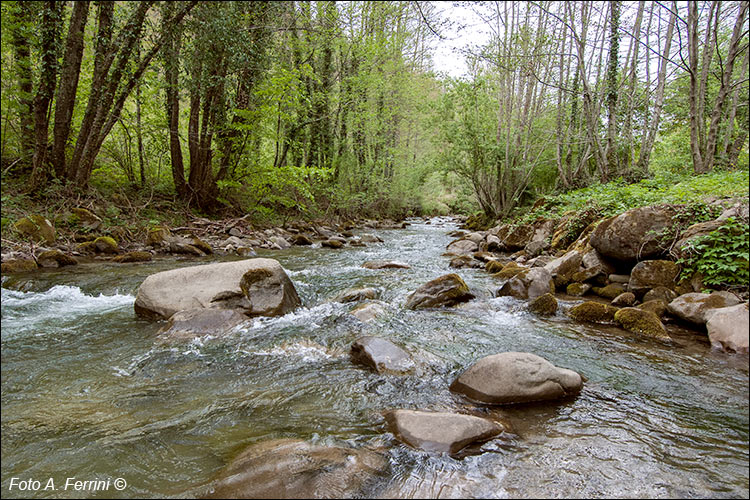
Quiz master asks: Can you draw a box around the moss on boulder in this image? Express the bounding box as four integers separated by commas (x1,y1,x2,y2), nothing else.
528,293,558,316
568,301,619,324
405,274,475,309
566,282,591,297
36,249,78,268
1,259,38,273
485,260,505,274
614,307,669,339
14,215,56,244
592,283,627,299
637,299,668,318
94,236,119,254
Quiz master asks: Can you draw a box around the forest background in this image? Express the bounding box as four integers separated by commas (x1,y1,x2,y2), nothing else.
0,0,748,232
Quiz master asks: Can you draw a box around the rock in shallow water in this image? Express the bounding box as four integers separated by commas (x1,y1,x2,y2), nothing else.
706,303,749,353
158,308,248,341
332,287,379,303
202,439,386,499
405,273,475,309
350,336,414,374
135,258,300,319
450,352,583,405
384,410,505,454
362,260,410,269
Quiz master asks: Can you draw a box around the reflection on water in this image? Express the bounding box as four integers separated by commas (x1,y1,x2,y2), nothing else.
1,218,748,498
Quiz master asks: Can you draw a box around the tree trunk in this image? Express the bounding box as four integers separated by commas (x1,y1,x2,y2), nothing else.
52,0,89,179
162,1,186,197
27,1,63,193
10,1,35,168
605,0,620,178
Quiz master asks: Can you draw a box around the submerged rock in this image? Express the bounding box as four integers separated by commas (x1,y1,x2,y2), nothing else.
158,308,248,341
450,352,583,405
350,336,414,374
706,303,749,353
362,260,410,270
203,439,386,499
405,273,474,309
112,251,152,263
333,287,379,303
384,410,505,454
135,258,300,320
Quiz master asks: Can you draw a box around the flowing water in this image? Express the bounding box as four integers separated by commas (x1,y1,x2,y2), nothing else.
1,218,748,498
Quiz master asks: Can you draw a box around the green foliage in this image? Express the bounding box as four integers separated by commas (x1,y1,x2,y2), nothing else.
678,217,750,291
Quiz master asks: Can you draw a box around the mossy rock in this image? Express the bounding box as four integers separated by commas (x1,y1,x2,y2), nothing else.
147,226,172,246
528,293,558,316
614,307,669,339
1,259,38,274
94,236,119,254
191,237,213,255
568,301,619,324
611,292,636,307
592,283,627,299
14,215,56,244
76,241,98,254
69,208,102,230
637,299,668,318
485,260,504,274
491,262,526,280
36,249,78,268
112,251,152,263
566,282,592,297
464,213,493,231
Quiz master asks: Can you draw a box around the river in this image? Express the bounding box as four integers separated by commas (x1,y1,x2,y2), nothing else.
1,217,748,498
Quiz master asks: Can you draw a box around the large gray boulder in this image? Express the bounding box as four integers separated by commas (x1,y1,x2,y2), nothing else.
450,352,583,404
667,291,742,325
628,260,680,297
496,267,554,300
134,258,300,320
589,205,680,261
384,410,505,454
446,239,479,255
203,439,386,499
706,303,749,353
405,274,475,309
544,249,583,288
350,336,414,374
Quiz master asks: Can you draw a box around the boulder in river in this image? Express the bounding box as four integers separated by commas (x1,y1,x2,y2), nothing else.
450,352,583,404
405,273,475,309
706,303,749,353
611,292,636,307
544,249,583,288
0,258,38,273
321,239,344,249
350,301,387,322
666,291,742,325
528,293,558,316
134,258,300,320
384,410,505,454
203,439,386,499
350,336,414,374
496,267,554,300
568,301,619,324
446,239,479,256
614,307,669,339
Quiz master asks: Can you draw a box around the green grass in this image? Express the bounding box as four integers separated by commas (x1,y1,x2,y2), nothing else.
515,168,749,224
